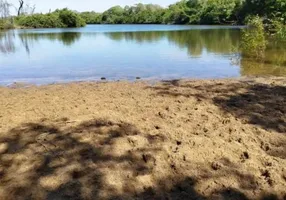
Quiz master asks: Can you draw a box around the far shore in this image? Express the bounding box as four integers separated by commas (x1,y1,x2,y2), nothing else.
0,77,285,199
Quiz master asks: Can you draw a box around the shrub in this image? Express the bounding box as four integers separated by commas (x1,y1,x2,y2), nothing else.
0,19,14,29
15,9,86,28
80,12,102,24
16,13,64,28
241,16,267,58
272,20,286,41
57,9,86,27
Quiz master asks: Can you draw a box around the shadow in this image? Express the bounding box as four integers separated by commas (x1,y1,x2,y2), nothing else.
0,118,163,199
147,79,286,133
0,117,285,199
213,84,286,133
109,176,251,200
146,79,286,162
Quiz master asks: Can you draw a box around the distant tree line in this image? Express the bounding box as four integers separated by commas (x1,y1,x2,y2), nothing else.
0,0,85,29
79,0,286,25
15,9,85,28
1,0,286,29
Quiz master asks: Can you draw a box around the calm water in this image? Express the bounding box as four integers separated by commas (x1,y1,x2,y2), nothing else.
0,25,285,85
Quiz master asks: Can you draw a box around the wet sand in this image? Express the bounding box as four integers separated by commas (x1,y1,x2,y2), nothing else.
0,77,285,200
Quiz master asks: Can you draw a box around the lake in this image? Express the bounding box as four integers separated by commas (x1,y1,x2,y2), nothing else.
0,25,285,85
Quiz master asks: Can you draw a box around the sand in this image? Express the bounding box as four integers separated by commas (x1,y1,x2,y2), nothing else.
0,77,285,200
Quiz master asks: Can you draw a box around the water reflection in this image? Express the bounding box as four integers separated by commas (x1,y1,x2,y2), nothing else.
0,31,81,55
105,29,240,56
105,30,286,76
0,31,16,54
18,32,82,46
240,41,286,76
0,26,285,84
2,29,242,57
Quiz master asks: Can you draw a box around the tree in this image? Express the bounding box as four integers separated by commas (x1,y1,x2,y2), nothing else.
0,0,13,29
199,0,243,24
18,0,24,16
162,1,188,24
80,11,102,24
57,8,86,27
0,0,12,18
101,6,125,24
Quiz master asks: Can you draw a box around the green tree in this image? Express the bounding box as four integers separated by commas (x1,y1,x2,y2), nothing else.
163,0,190,24
241,16,267,58
16,9,85,28
239,0,286,23
101,6,125,24
80,11,102,24
57,8,85,27
199,0,243,24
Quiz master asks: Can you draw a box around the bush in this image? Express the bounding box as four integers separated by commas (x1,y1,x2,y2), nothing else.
57,9,86,27
0,19,5,29
272,20,286,41
80,12,102,24
16,14,64,28
16,9,86,28
241,16,267,58
0,19,14,29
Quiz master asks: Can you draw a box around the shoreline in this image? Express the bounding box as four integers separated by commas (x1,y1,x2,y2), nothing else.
1,75,283,88
0,76,285,199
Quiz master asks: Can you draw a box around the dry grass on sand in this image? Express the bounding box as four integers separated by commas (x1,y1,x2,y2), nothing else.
0,77,285,200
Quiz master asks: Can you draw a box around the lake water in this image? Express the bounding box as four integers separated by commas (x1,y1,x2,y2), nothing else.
0,25,285,85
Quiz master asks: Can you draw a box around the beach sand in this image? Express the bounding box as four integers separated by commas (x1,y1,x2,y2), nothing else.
0,77,285,200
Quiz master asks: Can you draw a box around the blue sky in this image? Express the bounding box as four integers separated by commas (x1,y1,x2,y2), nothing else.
8,0,177,13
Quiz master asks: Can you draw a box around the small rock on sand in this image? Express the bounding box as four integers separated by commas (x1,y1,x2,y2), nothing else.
211,161,222,170
282,169,286,181
0,143,8,154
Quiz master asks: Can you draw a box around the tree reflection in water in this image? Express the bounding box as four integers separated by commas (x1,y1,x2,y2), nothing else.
0,31,16,54
1,28,285,76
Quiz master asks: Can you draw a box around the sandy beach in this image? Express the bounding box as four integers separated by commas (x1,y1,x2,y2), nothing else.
0,77,285,200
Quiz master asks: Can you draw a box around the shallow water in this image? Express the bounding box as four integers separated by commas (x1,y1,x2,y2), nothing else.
0,25,285,85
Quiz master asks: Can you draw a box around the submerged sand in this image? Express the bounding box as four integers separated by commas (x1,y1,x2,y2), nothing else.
0,77,285,200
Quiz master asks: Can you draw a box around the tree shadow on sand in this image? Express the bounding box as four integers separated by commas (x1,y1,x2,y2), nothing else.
146,79,286,160
148,79,286,133
0,117,285,199
0,118,165,199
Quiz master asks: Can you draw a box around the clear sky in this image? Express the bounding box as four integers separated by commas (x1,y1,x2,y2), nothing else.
8,0,177,13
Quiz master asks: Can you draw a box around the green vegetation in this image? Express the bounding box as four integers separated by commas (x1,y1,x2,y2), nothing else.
239,0,286,24
1,0,286,28
271,20,286,41
89,4,165,24
240,15,286,59
239,16,286,72
58,9,85,27
0,18,13,29
80,11,102,24
15,9,85,28
241,16,267,58
78,0,286,25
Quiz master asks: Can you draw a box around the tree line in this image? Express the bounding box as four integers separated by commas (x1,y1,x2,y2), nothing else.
16,9,85,28
0,0,286,29
0,0,85,29
80,0,286,25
